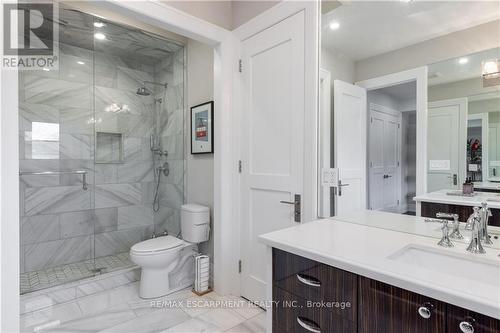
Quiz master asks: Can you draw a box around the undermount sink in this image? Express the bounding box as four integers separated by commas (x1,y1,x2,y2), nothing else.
388,245,500,287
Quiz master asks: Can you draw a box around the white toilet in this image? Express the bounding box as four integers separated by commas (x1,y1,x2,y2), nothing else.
130,204,210,299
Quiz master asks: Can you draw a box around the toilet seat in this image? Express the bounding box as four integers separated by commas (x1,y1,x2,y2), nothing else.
131,235,183,255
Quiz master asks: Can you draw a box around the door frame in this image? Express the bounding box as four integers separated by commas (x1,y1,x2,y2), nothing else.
357,67,428,196
233,0,319,300
428,97,468,188
368,103,403,213
468,112,489,180
1,1,236,330
319,69,332,217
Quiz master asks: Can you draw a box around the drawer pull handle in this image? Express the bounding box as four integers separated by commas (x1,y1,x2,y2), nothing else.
296,274,321,287
296,316,321,333
459,318,475,333
418,302,433,319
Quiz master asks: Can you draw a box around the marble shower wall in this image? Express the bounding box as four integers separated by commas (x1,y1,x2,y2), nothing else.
19,38,186,275
154,47,186,237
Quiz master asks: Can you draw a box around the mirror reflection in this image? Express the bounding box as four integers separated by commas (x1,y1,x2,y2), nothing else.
428,48,500,190
319,1,500,249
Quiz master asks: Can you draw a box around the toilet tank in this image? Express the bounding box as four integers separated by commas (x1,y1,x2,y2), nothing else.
181,204,210,243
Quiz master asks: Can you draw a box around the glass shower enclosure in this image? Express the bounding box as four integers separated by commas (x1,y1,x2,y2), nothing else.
19,4,185,294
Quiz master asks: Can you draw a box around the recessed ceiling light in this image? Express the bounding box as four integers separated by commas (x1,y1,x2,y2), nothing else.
458,57,468,65
77,61,85,65
93,22,105,28
329,21,340,31
42,68,50,71
400,0,413,2
94,32,106,40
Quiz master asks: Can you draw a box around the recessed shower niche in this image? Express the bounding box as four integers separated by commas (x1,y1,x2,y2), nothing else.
96,131,124,163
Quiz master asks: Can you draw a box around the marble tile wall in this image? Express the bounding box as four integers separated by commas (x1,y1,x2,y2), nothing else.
154,47,186,237
19,38,186,277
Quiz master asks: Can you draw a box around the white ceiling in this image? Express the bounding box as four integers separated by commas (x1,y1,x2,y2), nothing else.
322,1,500,61
428,47,500,86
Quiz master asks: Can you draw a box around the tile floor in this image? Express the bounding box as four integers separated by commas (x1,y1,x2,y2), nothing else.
20,282,266,333
21,252,134,294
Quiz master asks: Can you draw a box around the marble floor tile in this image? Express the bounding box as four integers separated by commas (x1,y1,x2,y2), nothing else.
100,308,189,332
225,312,266,333
197,309,247,331
21,283,267,333
161,317,223,333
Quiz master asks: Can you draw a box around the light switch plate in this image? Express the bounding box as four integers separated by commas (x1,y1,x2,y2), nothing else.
322,168,338,187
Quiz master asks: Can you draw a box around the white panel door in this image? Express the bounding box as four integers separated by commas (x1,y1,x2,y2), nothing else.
428,98,467,192
369,109,401,212
333,80,367,215
382,114,400,211
240,11,305,303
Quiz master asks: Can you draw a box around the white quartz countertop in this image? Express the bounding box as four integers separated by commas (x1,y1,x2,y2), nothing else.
259,211,500,319
414,189,500,208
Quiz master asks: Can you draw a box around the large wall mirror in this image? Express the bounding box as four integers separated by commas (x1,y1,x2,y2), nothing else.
319,1,500,219
428,48,500,192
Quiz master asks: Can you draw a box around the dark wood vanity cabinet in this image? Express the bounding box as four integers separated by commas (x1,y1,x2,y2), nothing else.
447,305,500,333
358,276,446,333
421,202,500,227
273,249,357,332
272,248,500,333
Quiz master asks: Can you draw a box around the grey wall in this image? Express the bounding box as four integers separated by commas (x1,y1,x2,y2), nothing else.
355,20,500,81
163,0,280,30
186,40,214,259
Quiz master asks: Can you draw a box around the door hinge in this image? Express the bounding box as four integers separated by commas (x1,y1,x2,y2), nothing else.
397,199,400,205
398,123,400,129
397,161,400,167
370,117,373,123
238,160,242,173
238,59,242,73
238,260,242,273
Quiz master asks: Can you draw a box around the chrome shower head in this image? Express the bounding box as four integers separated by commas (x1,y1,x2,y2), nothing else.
136,85,151,96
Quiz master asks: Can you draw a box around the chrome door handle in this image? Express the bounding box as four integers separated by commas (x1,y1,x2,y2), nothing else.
296,317,320,333
279,194,301,222
337,180,350,196
296,274,321,287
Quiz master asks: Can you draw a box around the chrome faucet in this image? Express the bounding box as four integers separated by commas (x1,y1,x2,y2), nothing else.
437,220,454,247
479,202,493,245
466,208,486,254
436,212,463,239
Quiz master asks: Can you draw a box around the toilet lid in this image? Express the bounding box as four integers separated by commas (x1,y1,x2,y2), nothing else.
131,235,183,253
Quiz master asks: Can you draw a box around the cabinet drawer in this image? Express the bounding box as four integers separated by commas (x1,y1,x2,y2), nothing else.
273,248,357,321
447,304,500,333
358,276,446,333
273,287,356,333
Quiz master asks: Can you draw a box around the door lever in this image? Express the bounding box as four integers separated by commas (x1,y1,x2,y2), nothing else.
337,180,350,196
279,194,301,222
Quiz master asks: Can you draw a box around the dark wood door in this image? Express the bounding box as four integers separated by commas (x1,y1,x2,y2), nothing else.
358,276,446,333
447,304,500,333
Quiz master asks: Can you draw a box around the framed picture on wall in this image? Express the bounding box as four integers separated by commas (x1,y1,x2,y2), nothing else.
191,101,214,154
